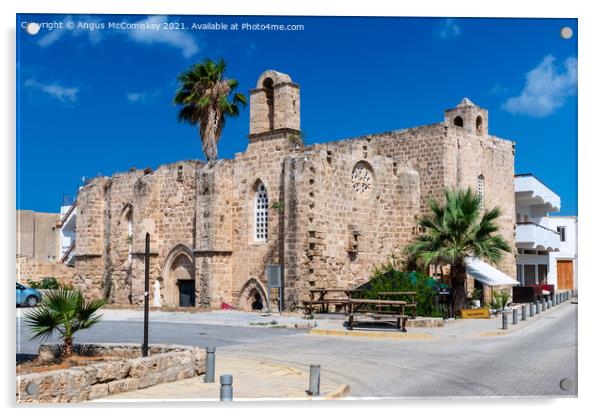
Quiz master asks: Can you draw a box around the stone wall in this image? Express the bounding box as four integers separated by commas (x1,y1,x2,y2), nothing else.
17,210,61,262
280,138,421,306
17,256,75,285
71,70,516,311
17,343,206,403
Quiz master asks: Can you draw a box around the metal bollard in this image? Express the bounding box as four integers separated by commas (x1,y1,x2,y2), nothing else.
205,346,216,383
308,364,321,396
530,303,535,317
536,301,541,314
220,374,233,401
512,308,518,325
521,304,527,321
542,299,547,311
502,312,508,330
552,295,556,306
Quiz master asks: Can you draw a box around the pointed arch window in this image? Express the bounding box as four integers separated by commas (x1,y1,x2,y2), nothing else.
254,182,269,242
125,210,133,264
476,116,483,135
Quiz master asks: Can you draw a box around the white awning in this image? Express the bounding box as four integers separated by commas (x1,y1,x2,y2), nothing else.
465,257,520,286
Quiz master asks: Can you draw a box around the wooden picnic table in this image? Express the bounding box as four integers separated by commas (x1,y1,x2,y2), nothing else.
377,291,417,319
303,288,365,314
347,298,408,332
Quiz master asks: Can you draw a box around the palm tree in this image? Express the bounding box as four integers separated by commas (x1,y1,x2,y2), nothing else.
174,58,247,162
25,288,105,358
405,188,512,315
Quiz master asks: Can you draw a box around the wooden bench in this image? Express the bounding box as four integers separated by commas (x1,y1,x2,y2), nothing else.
302,288,366,314
377,291,417,319
347,298,408,332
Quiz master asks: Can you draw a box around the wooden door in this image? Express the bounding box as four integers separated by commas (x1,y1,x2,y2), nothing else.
557,260,574,290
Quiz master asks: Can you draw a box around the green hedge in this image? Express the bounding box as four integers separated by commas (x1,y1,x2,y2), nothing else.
27,277,60,290
358,263,442,317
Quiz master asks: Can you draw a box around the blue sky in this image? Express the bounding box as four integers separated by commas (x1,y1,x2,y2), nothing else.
16,15,577,215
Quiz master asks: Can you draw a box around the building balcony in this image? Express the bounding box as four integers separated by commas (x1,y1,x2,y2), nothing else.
516,222,561,252
515,174,561,213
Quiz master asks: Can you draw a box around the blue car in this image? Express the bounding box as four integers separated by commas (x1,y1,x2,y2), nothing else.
16,282,42,307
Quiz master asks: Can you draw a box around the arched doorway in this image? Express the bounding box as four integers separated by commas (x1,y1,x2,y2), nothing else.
163,245,196,308
239,278,268,311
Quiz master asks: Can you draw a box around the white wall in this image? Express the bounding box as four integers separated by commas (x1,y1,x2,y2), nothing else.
547,216,578,290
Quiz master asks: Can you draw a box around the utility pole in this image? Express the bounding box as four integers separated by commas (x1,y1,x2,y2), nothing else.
142,232,150,357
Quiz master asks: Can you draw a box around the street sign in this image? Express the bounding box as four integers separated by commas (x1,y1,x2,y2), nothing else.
460,308,490,319
266,264,282,313
267,264,281,288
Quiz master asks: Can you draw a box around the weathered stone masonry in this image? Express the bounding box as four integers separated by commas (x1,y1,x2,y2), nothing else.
73,71,516,310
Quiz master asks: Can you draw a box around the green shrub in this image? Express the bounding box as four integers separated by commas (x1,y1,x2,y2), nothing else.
491,288,510,311
359,260,441,317
27,277,60,290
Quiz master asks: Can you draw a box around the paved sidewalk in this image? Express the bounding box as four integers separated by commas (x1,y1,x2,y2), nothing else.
99,308,318,329
98,296,577,341
308,298,577,340
98,354,342,401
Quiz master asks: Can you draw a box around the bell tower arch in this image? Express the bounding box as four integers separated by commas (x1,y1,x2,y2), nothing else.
444,97,488,136
249,70,301,136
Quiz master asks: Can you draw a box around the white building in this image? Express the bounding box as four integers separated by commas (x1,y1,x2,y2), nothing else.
58,201,77,266
547,216,578,291
514,174,577,291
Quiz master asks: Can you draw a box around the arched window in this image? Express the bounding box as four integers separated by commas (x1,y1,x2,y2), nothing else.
476,116,483,135
477,175,485,212
125,210,133,264
254,182,269,242
453,116,464,127
263,78,275,131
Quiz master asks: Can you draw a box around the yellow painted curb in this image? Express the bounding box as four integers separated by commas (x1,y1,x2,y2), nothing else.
323,384,350,399
479,331,509,337
309,328,434,340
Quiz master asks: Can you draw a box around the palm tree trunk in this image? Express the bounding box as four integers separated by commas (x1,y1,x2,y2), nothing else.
450,261,468,316
201,106,222,162
62,337,74,358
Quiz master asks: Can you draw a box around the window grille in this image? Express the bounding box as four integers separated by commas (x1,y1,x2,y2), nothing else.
254,183,269,242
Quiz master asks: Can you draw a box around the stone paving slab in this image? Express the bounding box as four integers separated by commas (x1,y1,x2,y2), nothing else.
97,354,342,401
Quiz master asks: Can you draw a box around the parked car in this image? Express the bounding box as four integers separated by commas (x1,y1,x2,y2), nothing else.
16,282,42,307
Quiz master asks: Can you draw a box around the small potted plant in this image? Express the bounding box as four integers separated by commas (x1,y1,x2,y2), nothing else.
469,288,483,308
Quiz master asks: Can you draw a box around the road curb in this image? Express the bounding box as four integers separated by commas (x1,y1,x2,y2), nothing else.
322,384,350,399
309,328,435,340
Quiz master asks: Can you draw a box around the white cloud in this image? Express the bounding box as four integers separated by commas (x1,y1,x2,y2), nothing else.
127,16,199,58
24,79,79,103
125,89,162,104
502,55,577,118
37,16,105,48
37,28,65,47
34,15,198,58
438,18,461,39
126,92,146,103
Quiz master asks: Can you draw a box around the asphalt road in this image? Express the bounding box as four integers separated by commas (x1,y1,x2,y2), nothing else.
16,303,577,398
16,316,303,355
